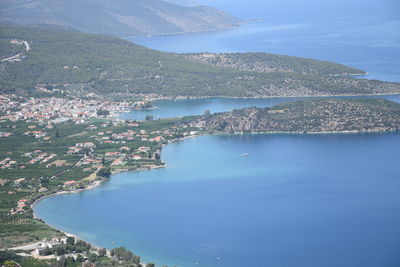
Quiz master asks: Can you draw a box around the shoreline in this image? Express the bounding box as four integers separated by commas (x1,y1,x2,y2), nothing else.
30,179,107,251
12,95,400,263
140,92,400,102
28,127,399,245
122,24,242,40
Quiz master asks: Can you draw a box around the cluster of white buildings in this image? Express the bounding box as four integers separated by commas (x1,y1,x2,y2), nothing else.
0,94,134,123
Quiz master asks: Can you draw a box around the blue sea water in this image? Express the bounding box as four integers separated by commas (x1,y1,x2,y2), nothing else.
120,95,400,120
128,0,400,82
122,0,400,120
35,133,400,267
34,1,400,266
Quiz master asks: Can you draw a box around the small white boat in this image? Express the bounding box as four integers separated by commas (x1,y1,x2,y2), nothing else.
242,153,249,157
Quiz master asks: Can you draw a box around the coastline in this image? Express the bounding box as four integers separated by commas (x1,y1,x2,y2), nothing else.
30,126,399,233
141,92,400,102
27,136,188,255
14,95,400,263
122,24,242,40
26,128,400,265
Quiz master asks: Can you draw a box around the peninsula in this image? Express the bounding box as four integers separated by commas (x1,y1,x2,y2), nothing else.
2,25,400,99
1,22,400,267
185,98,400,134
1,94,400,266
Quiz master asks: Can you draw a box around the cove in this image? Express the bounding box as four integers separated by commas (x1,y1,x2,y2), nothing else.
120,95,400,121
34,132,400,267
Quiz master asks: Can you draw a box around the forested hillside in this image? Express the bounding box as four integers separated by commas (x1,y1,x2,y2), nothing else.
183,53,365,76
0,0,241,37
1,25,400,98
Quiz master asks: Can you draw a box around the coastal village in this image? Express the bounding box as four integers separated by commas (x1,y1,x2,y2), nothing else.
1,92,400,266
0,93,198,266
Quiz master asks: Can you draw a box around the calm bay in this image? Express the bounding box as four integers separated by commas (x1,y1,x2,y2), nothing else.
34,0,400,266
35,133,400,266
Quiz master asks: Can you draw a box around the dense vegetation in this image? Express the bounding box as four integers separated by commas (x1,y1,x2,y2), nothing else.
0,247,155,267
0,0,240,37
187,98,400,133
183,52,365,76
2,25,400,98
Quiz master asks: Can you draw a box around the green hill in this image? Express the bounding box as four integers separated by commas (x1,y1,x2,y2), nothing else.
183,53,366,76
0,0,241,37
1,24,400,98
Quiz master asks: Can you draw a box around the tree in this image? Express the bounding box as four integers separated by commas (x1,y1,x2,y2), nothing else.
66,236,75,246
145,114,153,121
97,109,110,116
204,109,211,116
75,240,91,252
87,253,97,263
76,254,84,263
98,248,107,257
110,247,137,262
146,264,155,267
97,167,111,178
3,260,17,267
55,245,66,255
0,251,20,263
40,177,50,187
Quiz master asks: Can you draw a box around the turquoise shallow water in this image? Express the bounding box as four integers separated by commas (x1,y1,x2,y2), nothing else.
35,133,400,267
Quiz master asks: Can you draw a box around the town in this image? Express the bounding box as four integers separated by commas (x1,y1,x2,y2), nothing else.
0,93,199,266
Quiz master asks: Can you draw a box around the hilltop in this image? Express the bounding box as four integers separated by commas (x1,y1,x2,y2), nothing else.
1,25,400,98
186,98,400,134
0,0,241,37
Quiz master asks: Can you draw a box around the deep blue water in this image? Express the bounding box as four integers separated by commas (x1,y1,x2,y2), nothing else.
121,95,400,120
128,0,400,82
34,1,400,266
35,133,400,267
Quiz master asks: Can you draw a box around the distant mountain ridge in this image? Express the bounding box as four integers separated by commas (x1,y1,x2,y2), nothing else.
0,0,241,37
162,0,199,7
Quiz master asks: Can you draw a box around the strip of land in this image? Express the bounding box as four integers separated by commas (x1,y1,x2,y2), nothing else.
2,25,400,99
185,98,400,134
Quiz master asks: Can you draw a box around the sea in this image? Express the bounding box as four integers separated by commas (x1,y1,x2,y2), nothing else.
34,0,400,266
